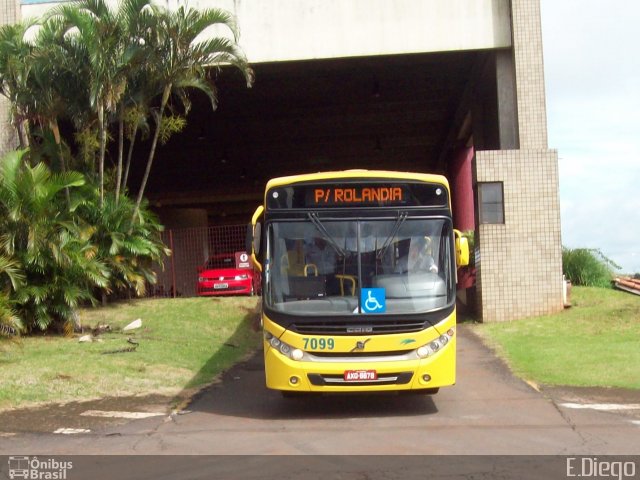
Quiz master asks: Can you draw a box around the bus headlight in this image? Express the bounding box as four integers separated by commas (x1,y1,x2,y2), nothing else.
416,345,433,358
417,327,455,358
265,332,304,361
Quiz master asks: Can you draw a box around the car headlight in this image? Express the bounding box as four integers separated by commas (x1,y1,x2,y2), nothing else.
416,327,455,359
264,331,304,361
234,274,248,280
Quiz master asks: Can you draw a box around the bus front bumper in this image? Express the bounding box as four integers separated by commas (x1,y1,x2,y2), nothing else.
263,338,456,393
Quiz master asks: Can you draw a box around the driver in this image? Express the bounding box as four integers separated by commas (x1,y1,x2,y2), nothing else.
305,238,337,275
408,236,438,273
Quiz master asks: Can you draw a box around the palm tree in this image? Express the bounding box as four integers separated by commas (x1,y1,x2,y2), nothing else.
47,0,130,208
131,4,254,221
112,0,157,203
120,103,149,200
0,20,37,149
25,18,84,205
77,191,169,299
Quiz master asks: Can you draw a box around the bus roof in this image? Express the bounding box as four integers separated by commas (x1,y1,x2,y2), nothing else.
265,170,450,192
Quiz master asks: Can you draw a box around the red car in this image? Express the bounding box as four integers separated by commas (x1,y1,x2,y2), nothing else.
197,251,260,296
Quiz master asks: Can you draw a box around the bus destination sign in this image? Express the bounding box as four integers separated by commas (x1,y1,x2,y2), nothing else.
266,182,448,210
312,186,404,206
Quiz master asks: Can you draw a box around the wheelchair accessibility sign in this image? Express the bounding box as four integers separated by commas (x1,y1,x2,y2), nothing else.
361,288,386,313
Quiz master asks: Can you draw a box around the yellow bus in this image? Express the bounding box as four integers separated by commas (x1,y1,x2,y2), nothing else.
247,170,469,396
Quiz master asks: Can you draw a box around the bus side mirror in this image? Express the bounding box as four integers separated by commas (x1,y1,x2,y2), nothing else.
248,206,264,271
253,223,262,256
454,230,470,267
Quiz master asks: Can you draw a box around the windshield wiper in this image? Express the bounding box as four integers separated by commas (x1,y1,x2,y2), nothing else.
376,212,408,260
308,213,346,257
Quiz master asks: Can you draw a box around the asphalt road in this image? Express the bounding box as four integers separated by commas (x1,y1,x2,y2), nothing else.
1,326,639,456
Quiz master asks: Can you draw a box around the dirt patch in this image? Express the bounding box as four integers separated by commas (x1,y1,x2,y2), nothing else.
0,394,178,434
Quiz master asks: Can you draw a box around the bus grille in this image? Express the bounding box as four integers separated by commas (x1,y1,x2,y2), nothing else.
307,372,413,387
290,320,427,335
310,350,414,358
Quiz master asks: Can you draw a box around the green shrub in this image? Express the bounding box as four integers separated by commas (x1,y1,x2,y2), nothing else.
0,150,109,332
0,292,21,338
562,247,618,288
76,191,169,298
0,149,168,333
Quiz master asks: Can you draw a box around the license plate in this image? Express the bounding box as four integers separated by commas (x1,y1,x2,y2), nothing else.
213,283,228,289
344,370,377,381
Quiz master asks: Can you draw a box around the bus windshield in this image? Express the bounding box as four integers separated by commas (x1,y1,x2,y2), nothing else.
265,217,454,316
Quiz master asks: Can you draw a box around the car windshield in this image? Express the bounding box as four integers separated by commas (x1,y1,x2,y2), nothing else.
205,256,235,269
265,217,454,316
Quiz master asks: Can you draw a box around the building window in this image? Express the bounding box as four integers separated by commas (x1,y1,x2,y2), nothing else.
478,182,504,224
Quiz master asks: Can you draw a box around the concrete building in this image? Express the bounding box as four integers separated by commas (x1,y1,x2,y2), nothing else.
0,0,563,321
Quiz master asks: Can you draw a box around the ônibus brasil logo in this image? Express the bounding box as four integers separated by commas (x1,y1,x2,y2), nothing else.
7,456,73,480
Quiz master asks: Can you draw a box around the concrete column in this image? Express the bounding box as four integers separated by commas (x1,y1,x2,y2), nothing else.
449,146,475,232
510,0,549,149
495,50,519,149
474,0,563,321
450,146,476,294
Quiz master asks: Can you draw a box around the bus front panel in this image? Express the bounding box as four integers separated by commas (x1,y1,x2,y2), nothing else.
262,312,456,393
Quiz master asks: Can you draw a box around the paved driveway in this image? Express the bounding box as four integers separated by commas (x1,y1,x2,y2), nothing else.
1,325,638,455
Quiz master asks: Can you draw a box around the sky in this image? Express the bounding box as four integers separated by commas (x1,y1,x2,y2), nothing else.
539,0,640,274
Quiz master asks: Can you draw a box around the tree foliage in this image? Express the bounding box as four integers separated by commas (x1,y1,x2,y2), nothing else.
0,2,252,334
0,149,168,333
0,0,253,206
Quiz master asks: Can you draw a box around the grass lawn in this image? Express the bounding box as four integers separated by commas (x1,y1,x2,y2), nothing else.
0,296,262,411
474,286,640,389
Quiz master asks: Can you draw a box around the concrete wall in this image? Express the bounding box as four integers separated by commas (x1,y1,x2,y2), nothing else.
22,0,513,62
475,149,562,321
226,0,512,62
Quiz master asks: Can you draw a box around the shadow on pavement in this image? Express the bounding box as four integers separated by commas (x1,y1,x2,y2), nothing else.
173,304,439,420
183,352,439,420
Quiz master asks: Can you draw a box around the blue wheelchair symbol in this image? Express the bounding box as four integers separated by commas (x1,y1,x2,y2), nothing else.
361,288,386,313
